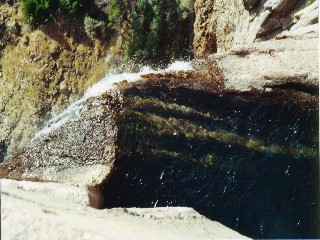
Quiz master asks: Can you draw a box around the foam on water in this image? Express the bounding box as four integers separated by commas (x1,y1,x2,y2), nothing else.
165,61,193,72
32,61,192,141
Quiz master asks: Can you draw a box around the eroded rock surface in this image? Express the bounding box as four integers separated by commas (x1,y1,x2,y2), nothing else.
193,0,318,56
1,179,89,205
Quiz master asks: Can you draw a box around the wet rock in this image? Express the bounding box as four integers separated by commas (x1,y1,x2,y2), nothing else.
0,93,120,192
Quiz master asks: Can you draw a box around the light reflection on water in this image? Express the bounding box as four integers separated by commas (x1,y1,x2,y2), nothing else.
103,91,319,239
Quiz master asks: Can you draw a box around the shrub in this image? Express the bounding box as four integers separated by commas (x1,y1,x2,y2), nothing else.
22,0,58,27
124,0,184,62
107,0,120,27
22,0,85,27
59,0,84,15
84,15,106,38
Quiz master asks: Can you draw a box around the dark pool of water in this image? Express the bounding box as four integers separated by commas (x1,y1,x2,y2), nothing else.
103,90,319,239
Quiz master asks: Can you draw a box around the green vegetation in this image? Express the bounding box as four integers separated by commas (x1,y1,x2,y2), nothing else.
22,0,58,26
22,0,86,26
84,15,106,38
123,0,195,62
22,0,195,62
306,0,316,6
59,0,84,15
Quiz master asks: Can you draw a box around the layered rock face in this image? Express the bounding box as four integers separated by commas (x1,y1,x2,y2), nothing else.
193,0,318,102
193,0,318,56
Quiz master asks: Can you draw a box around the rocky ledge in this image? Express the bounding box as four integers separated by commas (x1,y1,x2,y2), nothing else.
1,179,250,240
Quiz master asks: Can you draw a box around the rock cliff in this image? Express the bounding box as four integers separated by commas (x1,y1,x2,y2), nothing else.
0,2,110,161
193,0,318,56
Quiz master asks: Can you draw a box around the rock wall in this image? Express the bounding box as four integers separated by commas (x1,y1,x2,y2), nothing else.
0,2,111,161
193,0,317,57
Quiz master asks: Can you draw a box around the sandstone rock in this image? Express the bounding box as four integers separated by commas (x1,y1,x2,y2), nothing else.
276,23,318,39
0,2,24,56
1,181,250,240
6,19,20,34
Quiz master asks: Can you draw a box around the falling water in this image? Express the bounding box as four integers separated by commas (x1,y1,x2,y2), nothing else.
31,61,192,141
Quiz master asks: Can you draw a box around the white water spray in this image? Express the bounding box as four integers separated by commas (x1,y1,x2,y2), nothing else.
32,61,193,141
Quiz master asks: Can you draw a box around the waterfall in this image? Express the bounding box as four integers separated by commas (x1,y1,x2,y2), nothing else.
32,61,193,141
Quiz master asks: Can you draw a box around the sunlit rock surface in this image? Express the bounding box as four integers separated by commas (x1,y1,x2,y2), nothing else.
1,179,89,205
199,32,318,92
193,0,318,56
1,181,250,240
0,94,119,191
